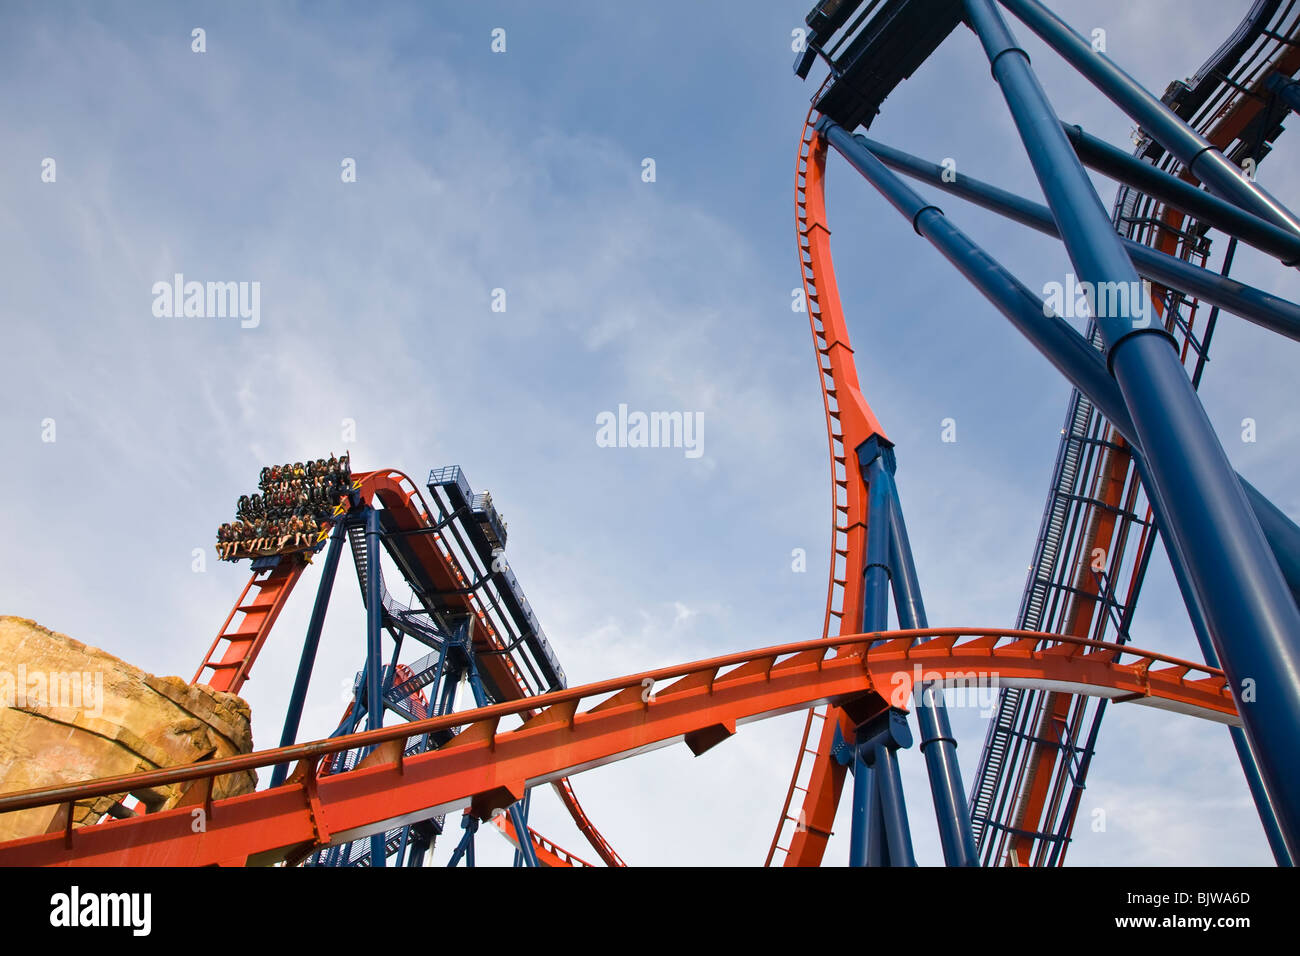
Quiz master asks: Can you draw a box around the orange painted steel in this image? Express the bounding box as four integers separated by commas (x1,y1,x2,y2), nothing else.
348,469,536,702
188,466,623,866
193,554,309,693
766,94,890,867
0,628,1236,866
491,813,595,868
551,778,624,867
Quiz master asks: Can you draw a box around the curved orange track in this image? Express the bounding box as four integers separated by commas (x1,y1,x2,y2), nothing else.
765,94,891,867
0,628,1235,866
0,96,1261,869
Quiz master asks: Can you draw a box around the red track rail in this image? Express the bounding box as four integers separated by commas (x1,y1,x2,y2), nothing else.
0,628,1235,866
491,813,595,868
766,92,891,867
194,555,308,693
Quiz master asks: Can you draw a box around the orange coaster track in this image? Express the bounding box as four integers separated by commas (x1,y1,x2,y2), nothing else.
0,627,1235,866
0,89,1265,869
765,95,888,867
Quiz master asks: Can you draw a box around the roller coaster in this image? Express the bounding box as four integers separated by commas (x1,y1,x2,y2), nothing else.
2,0,1300,867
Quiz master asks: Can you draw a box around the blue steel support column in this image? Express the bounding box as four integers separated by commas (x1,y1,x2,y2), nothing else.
873,748,916,867
865,763,890,867
1130,453,1293,866
1229,725,1293,866
405,826,431,867
850,449,890,864
510,792,539,868
341,662,368,735
997,0,1300,238
447,813,478,868
363,506,386,866
270,523,347,789
820,121,1297,859
859,709,917,867
849,746,877,867
464,624,491,709
860,442,894,636
1242,479,1300,609
965,0,1300,856
848,437,919,865
885,481,979,866
363,507,385,734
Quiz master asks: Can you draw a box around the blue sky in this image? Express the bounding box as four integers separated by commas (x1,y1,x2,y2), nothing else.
1,0,1295,865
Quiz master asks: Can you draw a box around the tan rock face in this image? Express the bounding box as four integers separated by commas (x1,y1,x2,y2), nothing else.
0,616,256,842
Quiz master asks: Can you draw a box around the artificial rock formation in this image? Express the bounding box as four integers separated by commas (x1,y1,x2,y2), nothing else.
0,616,256,842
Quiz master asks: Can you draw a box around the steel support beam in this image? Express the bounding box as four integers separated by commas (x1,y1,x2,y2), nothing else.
363,507,385,736
1061,122,1300,267
857,135,1300,342
966,0,1300,857
859,437,977,865
997,0,1300,238
886,484,979,866
1127,449,1291,866
848,747,875,867
363,507,386,866
509,798,539,868
861,709,917,867
821,123,1300,610
851,443,906,865
447,813,477,868
270,523,347,789
861,445,893,636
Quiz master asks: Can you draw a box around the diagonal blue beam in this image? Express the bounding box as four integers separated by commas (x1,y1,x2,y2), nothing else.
855,135,1300,343
997,0,1300,238
270,523,347,789
1060,122,1300,267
